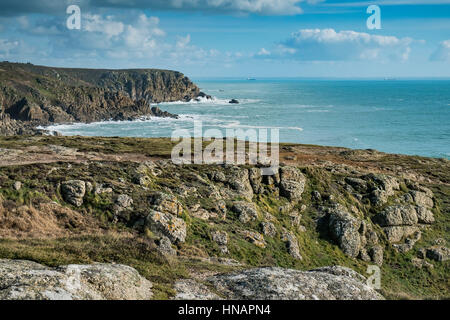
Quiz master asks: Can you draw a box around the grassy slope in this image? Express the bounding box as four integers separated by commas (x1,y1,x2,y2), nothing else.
0,135,448,300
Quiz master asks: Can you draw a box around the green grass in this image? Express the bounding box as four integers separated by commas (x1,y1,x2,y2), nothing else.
0,135,448,300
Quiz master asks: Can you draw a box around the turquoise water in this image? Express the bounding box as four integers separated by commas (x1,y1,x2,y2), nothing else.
46,80,450,159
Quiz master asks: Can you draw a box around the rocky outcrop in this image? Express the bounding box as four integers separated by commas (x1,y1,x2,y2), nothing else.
241,230,266,248
204,266,383,300
226,167,254,199
375,205,418,227
0,259,153,300
279,166,306,201
146,210,186,244
148,192,183,216
232,201,258,223
282,230,302,260
0,62,207,133
173,279,221,300
374,204,434,246
212,230,229,254
327,208,361,258
61,180,86,207
426,246,449,262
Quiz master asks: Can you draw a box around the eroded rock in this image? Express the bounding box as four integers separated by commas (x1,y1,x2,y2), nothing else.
149,192,183,216
376,205,418,227
146,210,186,243
207,266,384,300
0,259,153,300
241,230,266,248
232,201,258,224
61,180,86,207
328,208,361,258
279,166,306,202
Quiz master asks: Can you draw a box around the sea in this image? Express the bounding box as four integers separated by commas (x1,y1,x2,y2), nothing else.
44,79,450,159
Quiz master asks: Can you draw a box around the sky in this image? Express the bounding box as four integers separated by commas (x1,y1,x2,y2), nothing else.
0,0,449,78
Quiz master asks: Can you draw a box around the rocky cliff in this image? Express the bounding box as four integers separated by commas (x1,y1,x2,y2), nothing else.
0,62,203,132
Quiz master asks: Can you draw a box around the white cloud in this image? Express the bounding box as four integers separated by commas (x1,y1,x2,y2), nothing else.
258,48,271,55
8,12,228,69
90,0,304,15
0,0,306,16
264,28,414,62
430,40,450,61
0,39,20,58
123,15,165,50
84,14,125,38
325,0,450,7
176,34,191,48
201,0,304,15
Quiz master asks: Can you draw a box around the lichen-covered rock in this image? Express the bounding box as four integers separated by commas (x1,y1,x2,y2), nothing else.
241,230,266,248
365,173,399,206
212,231,228,246
115,194,133,211
208,170,226,183
411,258,434,269
376,205,418,227
148,192,183,216
393,230,421,253
345,177,368,193
248,167,263,194
369,245,384,266
207,266,384,300
189,205,216,220
288,210,301,227
261,221,277,237
13,181,22,191
365,173,400,195
226,167,253,199
232,201,258,223
173,279,221,300
328,209,361,258
157,236,177,256
410,191,434,208
415,206,435,224
215,200,227,219
382,226,419,243
61,180,86,207
369,190,389,207
0,259,153,300
282,230,302,260
94,183,113,195
426,246,450,262
279,166,306,201
146,210,186,243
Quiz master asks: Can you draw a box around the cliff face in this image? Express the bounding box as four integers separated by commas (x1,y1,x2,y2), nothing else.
0,62,201,128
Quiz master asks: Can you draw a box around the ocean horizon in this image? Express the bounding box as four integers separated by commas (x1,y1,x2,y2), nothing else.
44,79,450,159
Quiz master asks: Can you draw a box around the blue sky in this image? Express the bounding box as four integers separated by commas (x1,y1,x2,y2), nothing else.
0,0,449,78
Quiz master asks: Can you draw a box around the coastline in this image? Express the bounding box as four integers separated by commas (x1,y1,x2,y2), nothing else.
1,63,449,301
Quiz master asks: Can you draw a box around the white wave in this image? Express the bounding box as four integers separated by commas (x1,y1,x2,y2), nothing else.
40,111,302,136
40,114,198,132
305,109,330,113
156,96,260,106
215,120,303,132
295,104,334,109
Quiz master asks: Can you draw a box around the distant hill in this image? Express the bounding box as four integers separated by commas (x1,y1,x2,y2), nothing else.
0,62,201,127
